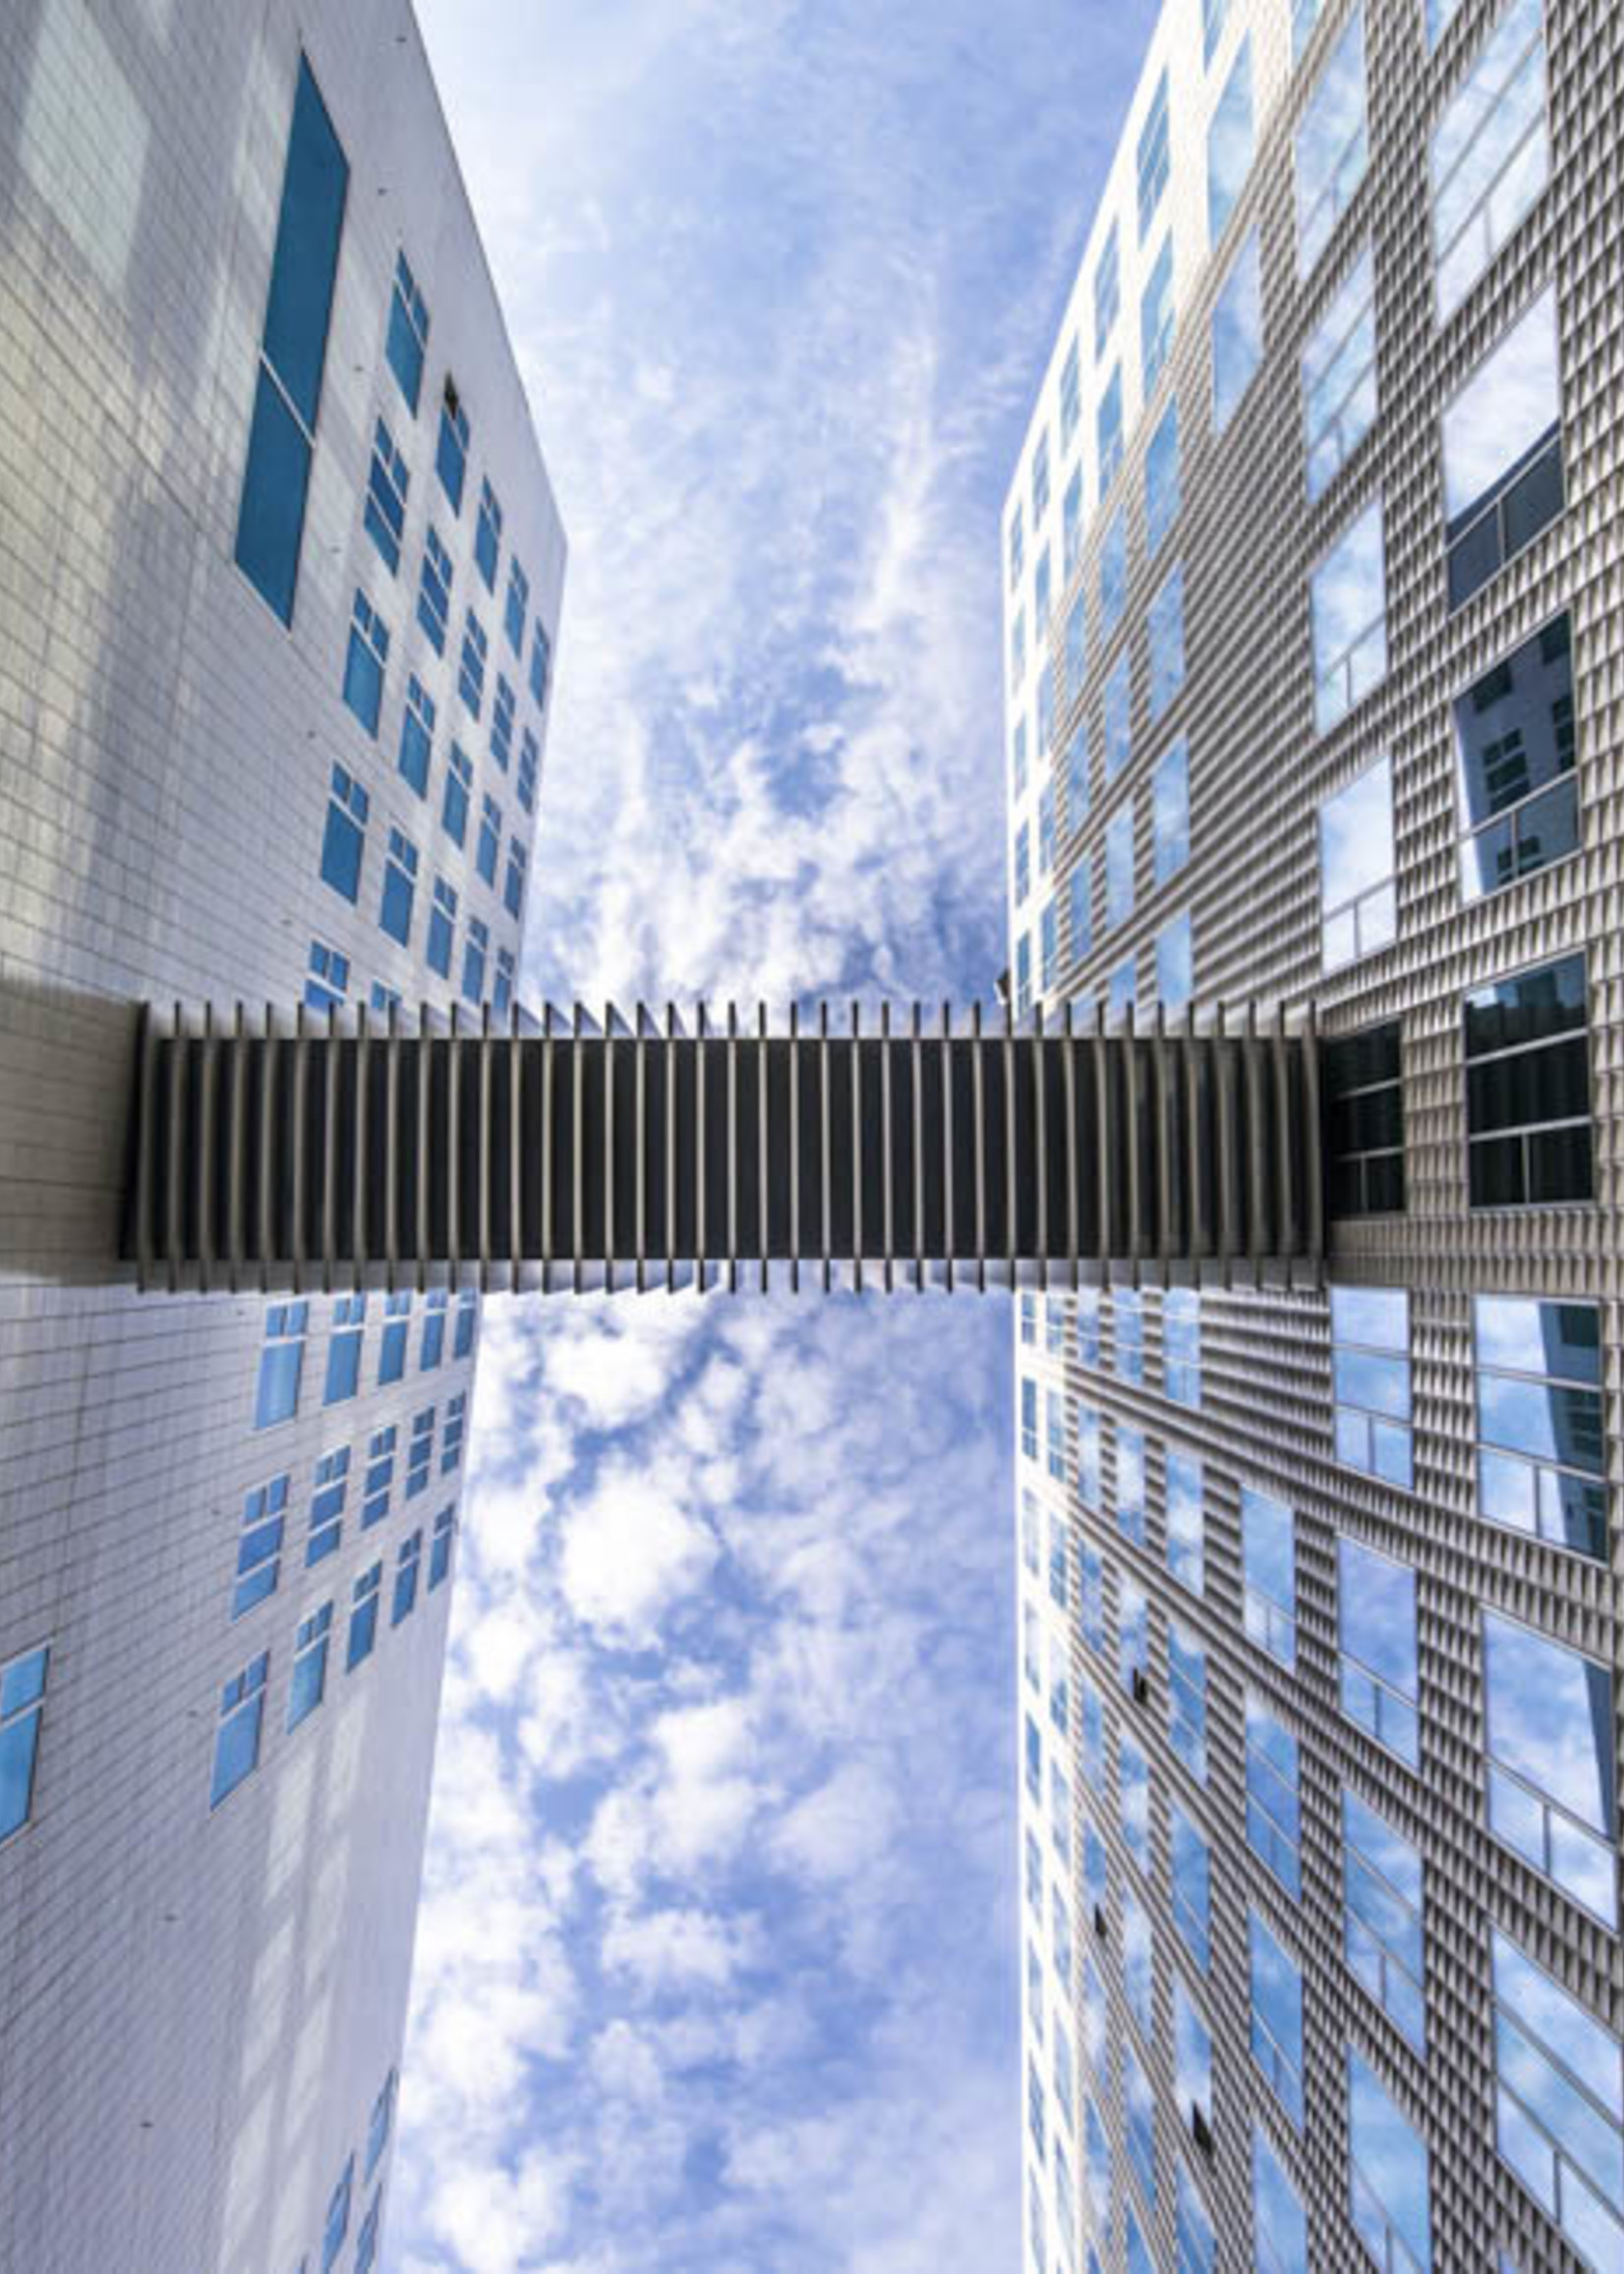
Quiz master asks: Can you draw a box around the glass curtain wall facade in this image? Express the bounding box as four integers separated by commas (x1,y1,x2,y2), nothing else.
1007,1,1622,2269
0,5,562,2268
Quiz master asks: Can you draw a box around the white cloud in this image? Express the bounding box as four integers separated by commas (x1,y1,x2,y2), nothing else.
557,1460,719,1641
602,1907,756,1991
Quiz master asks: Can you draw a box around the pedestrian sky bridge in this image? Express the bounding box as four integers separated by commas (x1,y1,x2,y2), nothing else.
108,998,1325,1294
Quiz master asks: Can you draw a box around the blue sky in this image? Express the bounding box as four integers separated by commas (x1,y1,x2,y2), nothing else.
397,5,1154,2268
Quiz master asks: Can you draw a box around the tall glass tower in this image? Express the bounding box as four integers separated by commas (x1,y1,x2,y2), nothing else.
0,6,562,2266
1005,1,1622,2268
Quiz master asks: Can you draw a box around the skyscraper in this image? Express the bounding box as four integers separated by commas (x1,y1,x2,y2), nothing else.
1006,0,1621,2268
0,5,561,2266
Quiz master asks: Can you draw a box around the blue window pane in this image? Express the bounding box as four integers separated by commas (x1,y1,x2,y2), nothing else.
324,1334,361,1407
386,252,429,414
378,1317,408,1385
234,370,312,627
1140,233,1175,393
320,808,363,902
1208,36,1254,242
418,527,453,654
261,59,349,430
476,479,502,591
1145,400,1180,554
343,612,386,737
255,1342,302,1430
1252,2124,1307,2274
436,386,469,513
1348,2048,1432,2271
1249,1908,1305,2128
0,1708,43,1841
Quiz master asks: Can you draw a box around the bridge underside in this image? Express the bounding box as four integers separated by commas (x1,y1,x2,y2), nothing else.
125,1004,1323,1294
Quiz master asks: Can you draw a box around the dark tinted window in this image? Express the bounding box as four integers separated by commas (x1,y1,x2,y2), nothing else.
1456,614,1577,899
1464,955,1592,1206
261,60,349,430
1322,1021,1405,1217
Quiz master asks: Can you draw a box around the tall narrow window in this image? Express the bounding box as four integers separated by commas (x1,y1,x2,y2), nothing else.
1137,70,1171,241
1252,2125,1307,2274
363,419,409,573
1323,1021,1406,1217
398,674,435,798
1106,804,1135,931
319,764,369,902
1338,1538,1420,1766
1147,567,1186,719
436,379,470,513
1098,367,1125,497
1246,1690,1302,1897
1116,1424,1145,1546
1164,1290,1200,1406
1441,290,1563,610
1303,243,1377,500
323,1294,366,1406
0,1644,50,1841
1064,470,1084,584
1474,1294,1605,1557
1430,0,1549,322
1248,1908,1305,2128
1103,653,1131,784
234,57,349,625
430,1507,456,1588
1296,9,1367,279
379,828,419,947
1094,221,1121,356
492,673,517,773
1100,510,1128,637
1174,1977,1213,2150
1489,1926,1624,2270
418,527,453,654
1212,229,1263,433
1310,496,1387,735
1153,738,1190,883
1455,613,1577,900
1169,1617,1208,1783
1176,2162,1216,2274
1165,1449,1204,1595
1119,1732,1149,1874
210,1653,268,1807
1331,1285,1413,1484
1118,1576,1149,1701
427,879,457,981
459,609,489,717
1145,400,1180,555
504,557,530,656
232,1476,288,1619
1347,2050,1432,2272
1060,336,1080,450
1141,235,1175,394
442,745,472,847
1463,953,1592,1206
346,1562,382,1670
530,618,553,709
385,250,430,414
1122,1885,1153,2039
1170,1799,1211,1969
1067,857,1092,968
475,478,503,591
1207,38,1254,244
343,593,389,737
1318,756,1396,969
1125,2037,1156,2206
307,1447,348,1566
1343,1787,1425,2051
1482,1609,1617,1924
1242,1487,1296,1667
255,1303,308,1429
287,1603,332,1730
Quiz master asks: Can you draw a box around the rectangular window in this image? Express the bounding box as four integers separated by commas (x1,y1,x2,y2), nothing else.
1455,613,1577,901
1060,337,1081,449
1012,716,1028,800
1474,1294,1605,1557
1249,1908,1305,2128
454,1293,478,1362
1097,366,1124,497
1246,1690,1302,1897
305,940,350,1015
1123,1884,1153,2041
1207,37,1253,243
1164,1290,1199,1406
1102,652,1131,785
418,526,453,654
1212,228,1263,432
1094,220,1121,354
1014,823,1031,908
234,57,348,626
1463,952,1592,1206
517,726,541,817
1106,804,1134,932
475,478,502,591
1430,0,1549,323
1310,495,1388,734
1031,431,1051,527
1114,1290,1143,1385
1039,902,1058,992
287,1603,332,1729
530,617,553,709
362,1426,395,1529
1034,544,1052,640
459,609,489,717
1140,234,1175,393
210,1654,269,1808
386,250,429,413
1151,737,1190,885
1019,1290,1037,1349
441,745,473,849
307,1447,349,1566
1169,1617,1208,1783
1348,2050,1432,2272
323,1293,366,1406
1118,1575,1149,1702
503,563,531,664
1252,2125,1307,2274
397,675,435,800
436,379,469,513
427,878,458,980
1242,1487,1296,1666
1339,1536,1420,1765
408,1408,436,1498
1147,566,1185,719
1171,1800,1211,1970
1065,719,1088,830
1442,290,1563,610
1079,1679,1105,1795
1319,755,1396,970
1489,1926,1624,2271
1052,1882,1073,1994
343,592,389,737
1303,242,1377,500
1054,2017,1074,2136
1067,858,1092,969
1024,1713,1043,1808
1080,1542,1105,1654
492,672,517,772
1125,2037,1156,2208
255,1302,308,1429
1343,1786,1425,2051
1145,401,1180,555
346,1562,382,1671
378,1295,410,1386
1166,1448,1203,1595
421,1290,448,1371
1085,2098,1114,2229
476,794,502,889
232,1475,288,1619
1062,470,1083,584
1323,1021,1405,1216
1482,1607,1617,1924
1008,502,1024,590
1116,1423,1145,1546
0,1645,49,1842
1037,784,1057,880
1331,1287,1413,1486
1048,1507,1068,1612
1176,2160,1216,2274
1159,910,1194,1014
442,1390,467,1473
364,418,410,574
1174,1977,1213,2151
319,763,369,902
1019,1376,1039,1461
1297,8,1367,279
1099,510,1127,638
1136,71,1171,240
1077,1406,1101,1510
379,828,419,948
1109,957,1136,1027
